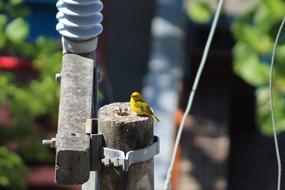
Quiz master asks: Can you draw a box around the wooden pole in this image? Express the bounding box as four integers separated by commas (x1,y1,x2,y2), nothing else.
98,102,154,190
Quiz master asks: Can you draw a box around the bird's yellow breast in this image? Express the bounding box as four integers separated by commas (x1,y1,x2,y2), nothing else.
130,97,142,114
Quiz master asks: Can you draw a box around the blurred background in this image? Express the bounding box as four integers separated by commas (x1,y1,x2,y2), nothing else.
1,0,285,190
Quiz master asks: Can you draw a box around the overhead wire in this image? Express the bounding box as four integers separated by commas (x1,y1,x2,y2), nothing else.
163,0,225,189
269,16,285,190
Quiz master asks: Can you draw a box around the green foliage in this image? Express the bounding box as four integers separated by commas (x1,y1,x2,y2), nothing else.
233,42,270,86
0,36,61,162
0,0,30,18
5,18,29,43
0,15,8,48
10,0,24,5
0,74,11,102
186,1,212,23
256,87,285,134
0,147,27,190
0,1,61,189
232,22,272,54
187,0,285,135
231,0,285,135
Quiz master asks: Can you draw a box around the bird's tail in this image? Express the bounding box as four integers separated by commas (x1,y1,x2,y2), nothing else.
152,115,160,122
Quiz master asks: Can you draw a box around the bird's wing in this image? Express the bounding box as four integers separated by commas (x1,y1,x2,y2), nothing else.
136,101,154,115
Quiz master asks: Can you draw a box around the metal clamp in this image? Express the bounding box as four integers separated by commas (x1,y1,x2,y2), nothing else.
101,136,160,171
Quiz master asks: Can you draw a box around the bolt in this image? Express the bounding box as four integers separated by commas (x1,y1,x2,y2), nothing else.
112,157,120,167
42,138,56,148
55,73,61,84
42,139,51,145
102,158,111,166
101,158,105,165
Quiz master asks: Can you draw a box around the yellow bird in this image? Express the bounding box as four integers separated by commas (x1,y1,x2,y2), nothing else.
130,92,160,122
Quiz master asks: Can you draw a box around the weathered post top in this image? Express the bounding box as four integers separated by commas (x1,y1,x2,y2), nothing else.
98,102,155,190
100,101,152,127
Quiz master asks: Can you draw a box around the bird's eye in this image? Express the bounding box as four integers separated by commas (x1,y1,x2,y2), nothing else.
132,92,139,97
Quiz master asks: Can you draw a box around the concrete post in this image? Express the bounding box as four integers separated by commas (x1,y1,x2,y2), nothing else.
55,52,95,184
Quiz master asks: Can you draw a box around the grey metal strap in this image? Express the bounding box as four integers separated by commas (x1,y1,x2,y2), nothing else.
101,136,160,171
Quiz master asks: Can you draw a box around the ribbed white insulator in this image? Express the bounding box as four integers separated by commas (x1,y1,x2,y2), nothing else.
56,0,103,41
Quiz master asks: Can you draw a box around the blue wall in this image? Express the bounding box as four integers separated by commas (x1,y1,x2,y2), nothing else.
25,0,60,41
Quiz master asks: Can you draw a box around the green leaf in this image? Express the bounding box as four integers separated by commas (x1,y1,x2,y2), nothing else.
274,44,285,77
233,42,270,86
0,15,7,29
0,176,9,187
0,15,7,48
256,87,285,135
263,0,285,19
5,18,29,43
253,4,278,32
9,0,23,5
0,147,27,189
186,1,212,23
0,34,6,50
0,74,11,102
232,22,272,54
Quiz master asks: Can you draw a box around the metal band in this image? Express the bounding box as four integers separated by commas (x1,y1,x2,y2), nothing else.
101,136,160,171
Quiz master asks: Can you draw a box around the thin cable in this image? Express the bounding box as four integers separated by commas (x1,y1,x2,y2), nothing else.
269,16,285,190
163,0,225,189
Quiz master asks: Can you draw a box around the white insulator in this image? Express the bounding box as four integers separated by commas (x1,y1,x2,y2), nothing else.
56,0,103,41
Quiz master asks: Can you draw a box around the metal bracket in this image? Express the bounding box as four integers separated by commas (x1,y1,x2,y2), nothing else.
90,134,102,171
45,117,160,173
101,136,160,171
85,118,98,135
